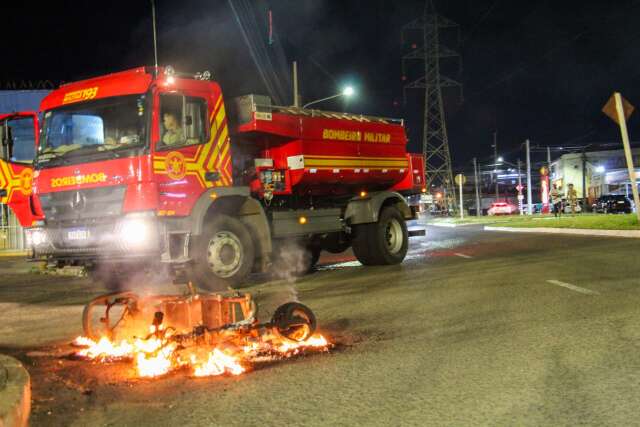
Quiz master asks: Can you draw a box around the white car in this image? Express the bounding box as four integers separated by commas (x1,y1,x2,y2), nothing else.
487,202,517,215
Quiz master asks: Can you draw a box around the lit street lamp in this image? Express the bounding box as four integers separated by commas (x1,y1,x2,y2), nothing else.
303,86,355,109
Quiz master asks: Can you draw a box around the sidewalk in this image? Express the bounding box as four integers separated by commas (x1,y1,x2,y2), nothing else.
484,225,640,238
0,355,30,427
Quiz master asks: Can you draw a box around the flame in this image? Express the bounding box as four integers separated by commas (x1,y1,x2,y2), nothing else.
74,336,134,360
192,349,245,377
74,329,330,379
134,332,176,377
275,334,329,354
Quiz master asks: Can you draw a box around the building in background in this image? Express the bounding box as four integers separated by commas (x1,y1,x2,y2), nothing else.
551,147,640,204
0,90,49,251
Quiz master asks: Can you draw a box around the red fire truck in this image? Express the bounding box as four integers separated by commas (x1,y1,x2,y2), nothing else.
0,66,425,289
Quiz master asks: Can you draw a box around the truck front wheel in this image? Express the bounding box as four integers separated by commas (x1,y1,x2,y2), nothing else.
352,206,408,266
193,215,255,290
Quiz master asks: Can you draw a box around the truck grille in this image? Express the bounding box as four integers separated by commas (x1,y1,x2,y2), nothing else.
39,186,126,223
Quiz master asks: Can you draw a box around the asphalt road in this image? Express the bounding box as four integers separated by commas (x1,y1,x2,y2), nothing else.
2,224,640,426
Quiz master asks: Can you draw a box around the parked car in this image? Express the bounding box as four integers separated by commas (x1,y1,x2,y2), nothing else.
487,202,518,215
592,194,632,214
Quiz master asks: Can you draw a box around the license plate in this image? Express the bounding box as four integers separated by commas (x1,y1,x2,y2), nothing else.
67,228,90,241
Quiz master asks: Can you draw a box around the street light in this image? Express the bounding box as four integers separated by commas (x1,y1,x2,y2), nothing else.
595,165,605,173
303,86,355,109
497,156,504,163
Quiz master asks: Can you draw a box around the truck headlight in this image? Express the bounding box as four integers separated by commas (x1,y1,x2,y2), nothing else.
26,228,47,248
115,212,158,249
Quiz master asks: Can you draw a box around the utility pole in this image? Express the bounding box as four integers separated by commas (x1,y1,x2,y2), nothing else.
526,139,533,215
458,175,464,219
292,61,300,107
473,157,481,217
401,0,462,210
517,158,523,215
581,148,588,211
151,0,159,69
493,131,499,201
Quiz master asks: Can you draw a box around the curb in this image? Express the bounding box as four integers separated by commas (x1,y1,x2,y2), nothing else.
429,222,481,228
0,355,30,427
484,226,640,238
0,251,28,258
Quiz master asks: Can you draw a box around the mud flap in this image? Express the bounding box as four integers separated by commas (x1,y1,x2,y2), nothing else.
408,228,426,237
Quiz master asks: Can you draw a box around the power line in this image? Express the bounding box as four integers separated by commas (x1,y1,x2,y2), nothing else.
461,0,500,44
228,0,290,104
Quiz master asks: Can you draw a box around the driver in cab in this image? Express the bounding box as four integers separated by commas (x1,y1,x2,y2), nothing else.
162,112,185,146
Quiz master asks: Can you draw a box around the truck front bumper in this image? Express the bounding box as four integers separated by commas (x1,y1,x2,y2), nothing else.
26,212,163,263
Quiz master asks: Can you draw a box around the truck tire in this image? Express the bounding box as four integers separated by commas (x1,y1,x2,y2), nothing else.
319,232,351,254
352,206,408,266
193,215,255,290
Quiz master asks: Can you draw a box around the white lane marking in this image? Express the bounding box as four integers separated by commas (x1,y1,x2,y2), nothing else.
454,253,472,259
546,279,600,295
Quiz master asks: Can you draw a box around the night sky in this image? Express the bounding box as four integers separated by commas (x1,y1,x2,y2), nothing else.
3,0,640,170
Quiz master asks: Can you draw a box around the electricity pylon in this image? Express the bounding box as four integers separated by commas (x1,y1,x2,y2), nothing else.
402,0,462,209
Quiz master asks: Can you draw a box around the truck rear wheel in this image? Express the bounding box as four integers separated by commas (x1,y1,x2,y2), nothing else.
193,215,255,290
352,206,408,266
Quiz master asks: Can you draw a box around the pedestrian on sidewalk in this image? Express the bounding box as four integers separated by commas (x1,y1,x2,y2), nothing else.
550,184,562,217
567,183,578,215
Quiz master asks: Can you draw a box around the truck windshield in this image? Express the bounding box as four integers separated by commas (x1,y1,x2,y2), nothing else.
38,94,147,163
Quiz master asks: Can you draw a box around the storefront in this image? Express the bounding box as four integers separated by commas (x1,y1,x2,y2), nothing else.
550,148,640,204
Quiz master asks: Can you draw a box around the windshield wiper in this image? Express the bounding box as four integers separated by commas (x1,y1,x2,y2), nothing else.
59,144,104,157
37,144,102,165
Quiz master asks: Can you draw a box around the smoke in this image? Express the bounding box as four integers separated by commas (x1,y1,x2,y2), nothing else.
91,263,175,294
270,240,314,286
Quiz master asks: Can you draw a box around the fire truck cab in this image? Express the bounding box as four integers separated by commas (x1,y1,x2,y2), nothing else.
10,66,423,290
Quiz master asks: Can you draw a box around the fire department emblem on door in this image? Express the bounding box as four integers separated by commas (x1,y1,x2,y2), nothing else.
166,151,186,180
18,168,33,195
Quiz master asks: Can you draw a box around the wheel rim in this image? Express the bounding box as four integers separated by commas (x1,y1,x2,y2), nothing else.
385,218,404,254
206,231,243,278
280,308,313,342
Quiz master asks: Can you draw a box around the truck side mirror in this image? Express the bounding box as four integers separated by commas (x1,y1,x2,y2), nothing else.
0,121,10,160
0,122,4,158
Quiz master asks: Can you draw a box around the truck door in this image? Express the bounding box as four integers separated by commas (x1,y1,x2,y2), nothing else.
153,89,231,216
0,112,39,227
